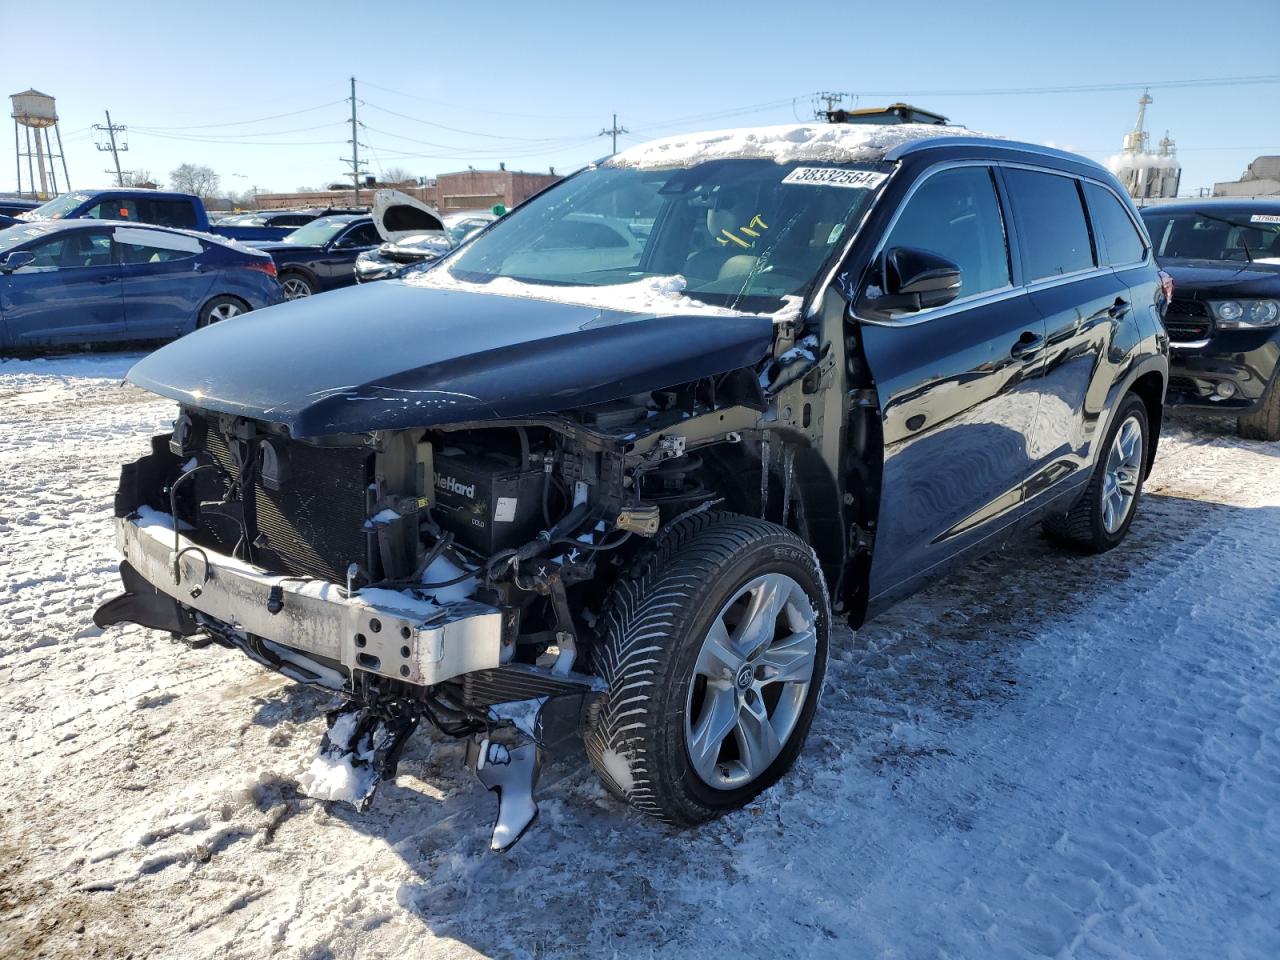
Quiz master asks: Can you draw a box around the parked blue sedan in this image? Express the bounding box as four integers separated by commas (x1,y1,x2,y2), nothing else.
0,220,283,351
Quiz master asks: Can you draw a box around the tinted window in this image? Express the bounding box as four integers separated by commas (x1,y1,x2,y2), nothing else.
1004,169,1094,279
883,166,1011,299
338,223,381,247
20,231,113,270
1085,183,1145,265
116,239,197,264
144,199,198,229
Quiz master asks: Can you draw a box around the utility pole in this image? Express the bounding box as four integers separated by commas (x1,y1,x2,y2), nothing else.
599,113,627,155
813,91,854,120
93,111,127,186
348,77,362,205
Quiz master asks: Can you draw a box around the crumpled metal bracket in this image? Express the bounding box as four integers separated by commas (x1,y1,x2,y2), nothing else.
466,696,548,851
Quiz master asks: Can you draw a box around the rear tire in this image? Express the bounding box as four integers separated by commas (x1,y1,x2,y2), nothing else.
280,272,315,300
197,296,248,328
586,511,829,825
1237,381,1280,441
1044,392,1149,554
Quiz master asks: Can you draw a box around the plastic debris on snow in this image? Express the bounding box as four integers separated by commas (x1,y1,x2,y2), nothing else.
605,121,1000,170
297,711,378,804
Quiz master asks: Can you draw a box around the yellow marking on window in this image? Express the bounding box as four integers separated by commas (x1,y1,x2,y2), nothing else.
720,229,751,248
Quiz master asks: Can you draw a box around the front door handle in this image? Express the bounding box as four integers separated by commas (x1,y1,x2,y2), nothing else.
94,275,116,285
1010,330,1043,358
1108,299,1131,320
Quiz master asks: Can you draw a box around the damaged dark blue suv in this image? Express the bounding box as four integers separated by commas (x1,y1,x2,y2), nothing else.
95,117,1168,849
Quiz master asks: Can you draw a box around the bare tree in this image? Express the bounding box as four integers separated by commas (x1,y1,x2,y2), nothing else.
380,166,415,185
169,163,221,199
120,169,157,188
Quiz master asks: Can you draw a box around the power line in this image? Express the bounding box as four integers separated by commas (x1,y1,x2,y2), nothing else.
129,121,347,139
356,79,599,121
359,100,586,142
854,74,1280,98
129,130,348,147
129,99,349,131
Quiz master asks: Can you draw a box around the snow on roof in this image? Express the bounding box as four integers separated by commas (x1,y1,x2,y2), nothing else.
606,121,998,170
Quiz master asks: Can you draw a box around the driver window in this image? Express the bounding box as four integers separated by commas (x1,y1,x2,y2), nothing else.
18,232,113,271
883,167,1011,299
339,223,380,247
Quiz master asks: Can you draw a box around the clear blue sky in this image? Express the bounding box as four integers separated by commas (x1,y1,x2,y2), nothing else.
3,0,1278,198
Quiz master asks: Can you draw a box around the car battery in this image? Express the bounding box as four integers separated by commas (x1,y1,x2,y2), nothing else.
430,447,546,556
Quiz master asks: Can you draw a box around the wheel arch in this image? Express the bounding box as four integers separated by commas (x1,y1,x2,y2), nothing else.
1120,361,1167,476
698,428,848,612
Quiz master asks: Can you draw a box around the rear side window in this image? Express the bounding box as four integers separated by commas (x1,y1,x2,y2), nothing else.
1003,169,1095,280
1085,183,1146,265
882,166,1011,299
143,199,199,229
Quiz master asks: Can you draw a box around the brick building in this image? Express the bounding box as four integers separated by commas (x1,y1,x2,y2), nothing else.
253,168,561,212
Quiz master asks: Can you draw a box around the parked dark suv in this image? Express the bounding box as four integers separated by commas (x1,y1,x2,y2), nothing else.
1140,199,1280,440
95,120,1168,849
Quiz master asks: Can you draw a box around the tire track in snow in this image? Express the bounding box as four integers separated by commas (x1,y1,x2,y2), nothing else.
0,358,1277,960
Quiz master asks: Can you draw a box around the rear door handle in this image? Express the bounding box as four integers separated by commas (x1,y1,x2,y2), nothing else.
94,275,116,285
1108,299,1131,319
1010,330,1043,358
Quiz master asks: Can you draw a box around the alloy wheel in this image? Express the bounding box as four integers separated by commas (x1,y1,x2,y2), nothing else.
684,572,818,790
208,302,241,323
282,277,312,299
1102,414,1143,533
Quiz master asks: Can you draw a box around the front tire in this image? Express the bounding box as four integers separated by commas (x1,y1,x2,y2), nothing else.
1044,392,1149,553
1237,380,1280,441
586,511,830,825
280,272,315,300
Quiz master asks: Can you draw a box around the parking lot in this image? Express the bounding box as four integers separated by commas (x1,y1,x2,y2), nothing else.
0,353,1276,960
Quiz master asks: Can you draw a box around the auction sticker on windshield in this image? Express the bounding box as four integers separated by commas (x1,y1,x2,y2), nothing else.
1250,214,1280,224
782,168,888,189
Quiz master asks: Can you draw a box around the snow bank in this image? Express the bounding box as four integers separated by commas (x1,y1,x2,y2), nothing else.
607,121,997,170
407,270,775,319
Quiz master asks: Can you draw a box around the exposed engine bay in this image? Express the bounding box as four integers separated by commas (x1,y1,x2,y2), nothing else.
98,368,795,848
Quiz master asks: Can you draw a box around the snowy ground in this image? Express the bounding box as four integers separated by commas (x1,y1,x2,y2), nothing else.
1,352,1278,960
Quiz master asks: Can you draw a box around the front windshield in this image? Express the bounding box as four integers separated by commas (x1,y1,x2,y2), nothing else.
445,160,886,312
24,192,89,221
282,216,350,245
1142,208,1280,264
447,217,490,244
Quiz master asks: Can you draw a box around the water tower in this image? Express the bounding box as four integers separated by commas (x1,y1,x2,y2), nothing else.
11,89,71,199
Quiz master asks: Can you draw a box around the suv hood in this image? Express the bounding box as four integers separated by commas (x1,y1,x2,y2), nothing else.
373,189,445,243
126,280,774,438
1161,259,1280,298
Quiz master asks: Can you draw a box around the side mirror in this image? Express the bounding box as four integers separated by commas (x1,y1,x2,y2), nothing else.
861,246,962,316
0,250,35,274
